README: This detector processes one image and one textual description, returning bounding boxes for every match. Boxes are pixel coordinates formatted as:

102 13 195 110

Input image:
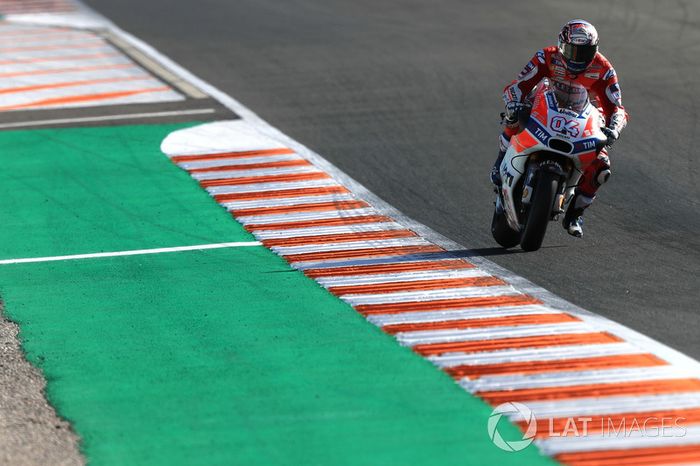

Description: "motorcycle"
491 79 609 251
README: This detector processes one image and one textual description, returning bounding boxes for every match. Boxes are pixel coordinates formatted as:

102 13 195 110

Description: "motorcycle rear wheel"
520 171 558 252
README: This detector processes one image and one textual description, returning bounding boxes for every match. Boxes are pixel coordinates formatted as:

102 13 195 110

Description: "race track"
84 0 700 358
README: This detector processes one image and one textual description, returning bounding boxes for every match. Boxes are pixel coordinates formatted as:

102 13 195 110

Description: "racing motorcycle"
491 79 608 251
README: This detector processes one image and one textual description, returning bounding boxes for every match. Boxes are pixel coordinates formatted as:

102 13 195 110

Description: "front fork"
521 161 568 220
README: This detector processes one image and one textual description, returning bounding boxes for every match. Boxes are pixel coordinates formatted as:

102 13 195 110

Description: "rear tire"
491 208 520 249
520 171 558 252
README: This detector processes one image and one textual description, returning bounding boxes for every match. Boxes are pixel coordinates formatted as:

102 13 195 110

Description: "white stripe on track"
520 392 700 420
0 242 262 265
368 304 562 327
191 165 322 181
206 179 340 195
237 208 378 225
224 193 357 211
460 366 689 392
271 237 431 256
537 425 700 455
397 322 592 347
251 222 408 240
178 153 303 170
316 268 489 287
341 285 520 306
428 342 641 368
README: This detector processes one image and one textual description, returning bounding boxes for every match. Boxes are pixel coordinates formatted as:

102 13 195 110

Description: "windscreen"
552 82 589 113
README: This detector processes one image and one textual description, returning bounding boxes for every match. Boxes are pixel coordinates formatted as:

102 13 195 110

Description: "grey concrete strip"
0 310 83 466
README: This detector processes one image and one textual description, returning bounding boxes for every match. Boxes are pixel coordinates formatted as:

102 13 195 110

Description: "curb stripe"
0 87 171 111
188 159 311 172
478 379 700 404
355 295 541 315
171 148 295 163
284 245 444 264
216 185 350 202
450 353 665 380
246 215 393 231
414 332 621 356
200 172 331 188
556 445 700 466
0 52 121 65
303 259 474 277
262 230 418 247
383 312 578 335
329 276 506 296
232 200 368 217
0 76 150 95
0 63 134 79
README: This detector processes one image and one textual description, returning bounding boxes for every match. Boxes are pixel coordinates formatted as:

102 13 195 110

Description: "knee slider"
596 169 611 186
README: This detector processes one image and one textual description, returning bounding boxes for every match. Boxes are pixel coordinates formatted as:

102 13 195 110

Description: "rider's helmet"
558 19 599 74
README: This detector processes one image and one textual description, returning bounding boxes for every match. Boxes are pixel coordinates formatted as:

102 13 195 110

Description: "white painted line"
397 322 592 347
191 165 322 181
461 366 689 392
237 208 378 225
537 424 700 455
317 268 489 287
368 304 561 327
271 237 432 256
519 392 700 420
252 222 407 240
429 342 641 368
341 285 520 306
223 193 357 211
0 108 216 129
206 179 341 196
0 241 262 265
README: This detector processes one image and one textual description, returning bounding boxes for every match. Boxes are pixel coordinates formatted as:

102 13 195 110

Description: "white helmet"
558 19 599 73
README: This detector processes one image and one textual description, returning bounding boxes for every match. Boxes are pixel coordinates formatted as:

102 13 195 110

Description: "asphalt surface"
85 0 700 359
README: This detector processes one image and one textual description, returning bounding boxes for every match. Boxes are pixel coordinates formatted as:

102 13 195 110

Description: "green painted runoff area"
0 124 555 465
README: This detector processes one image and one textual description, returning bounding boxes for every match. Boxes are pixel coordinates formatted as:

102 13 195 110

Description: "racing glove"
505 101 526 122
601 126 620 147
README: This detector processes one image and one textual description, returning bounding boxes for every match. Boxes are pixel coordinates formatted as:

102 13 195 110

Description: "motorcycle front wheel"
520 171 558 252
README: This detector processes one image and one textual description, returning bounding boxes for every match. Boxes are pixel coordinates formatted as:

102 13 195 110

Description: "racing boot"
490 150 505 186
563 193 593 238
491 131 513 187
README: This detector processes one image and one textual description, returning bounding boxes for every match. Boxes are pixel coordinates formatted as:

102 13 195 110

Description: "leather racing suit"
499 46 628 220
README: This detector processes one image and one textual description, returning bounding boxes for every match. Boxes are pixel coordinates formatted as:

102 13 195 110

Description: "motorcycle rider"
490 19 628 237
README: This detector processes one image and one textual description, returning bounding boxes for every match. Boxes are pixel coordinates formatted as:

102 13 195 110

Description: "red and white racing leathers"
501 46 628 205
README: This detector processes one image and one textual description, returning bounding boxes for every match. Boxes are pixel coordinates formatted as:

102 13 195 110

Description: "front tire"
491 207 520 249
520 171 558 252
